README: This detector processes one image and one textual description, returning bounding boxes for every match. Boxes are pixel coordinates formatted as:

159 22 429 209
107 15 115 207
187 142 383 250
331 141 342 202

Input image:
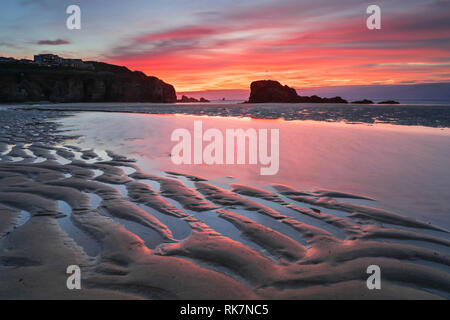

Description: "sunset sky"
1 0 450 93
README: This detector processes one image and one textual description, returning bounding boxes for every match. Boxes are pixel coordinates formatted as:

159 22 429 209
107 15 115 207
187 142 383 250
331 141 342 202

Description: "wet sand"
0 107 449 299
20 102 450 128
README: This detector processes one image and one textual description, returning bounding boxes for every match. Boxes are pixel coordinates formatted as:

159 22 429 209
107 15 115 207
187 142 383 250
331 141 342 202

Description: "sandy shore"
0 108 449 299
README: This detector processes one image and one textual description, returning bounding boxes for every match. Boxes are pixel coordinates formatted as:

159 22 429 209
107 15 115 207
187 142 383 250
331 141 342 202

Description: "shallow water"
56 200 101 257
58 112 450 230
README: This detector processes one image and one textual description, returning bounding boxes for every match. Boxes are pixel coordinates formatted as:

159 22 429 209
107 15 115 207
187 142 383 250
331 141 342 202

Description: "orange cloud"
105 1 450 92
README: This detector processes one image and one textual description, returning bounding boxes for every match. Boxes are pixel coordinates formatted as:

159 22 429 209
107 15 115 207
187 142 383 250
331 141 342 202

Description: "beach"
0 104 449 299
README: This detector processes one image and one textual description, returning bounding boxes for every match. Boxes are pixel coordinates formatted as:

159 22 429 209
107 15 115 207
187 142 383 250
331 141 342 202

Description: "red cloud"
104 1 450 91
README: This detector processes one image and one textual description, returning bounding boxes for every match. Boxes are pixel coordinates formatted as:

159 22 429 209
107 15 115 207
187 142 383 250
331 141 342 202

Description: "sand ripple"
0 109 448 299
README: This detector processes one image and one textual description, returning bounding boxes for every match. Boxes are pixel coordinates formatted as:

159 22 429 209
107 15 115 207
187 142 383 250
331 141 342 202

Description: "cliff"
0 60 176 103
247 80 347 103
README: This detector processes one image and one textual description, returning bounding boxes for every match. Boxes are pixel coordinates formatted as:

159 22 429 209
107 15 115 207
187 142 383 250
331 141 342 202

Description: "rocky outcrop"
247 80 347 103
0 61 176 103
378 100 400 104
177 95 210 103
248 80 298 103
351 99 374 104
298 95 348 104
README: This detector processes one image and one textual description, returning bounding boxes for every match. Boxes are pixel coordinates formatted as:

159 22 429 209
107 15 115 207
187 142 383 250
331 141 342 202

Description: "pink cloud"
103 1 450 91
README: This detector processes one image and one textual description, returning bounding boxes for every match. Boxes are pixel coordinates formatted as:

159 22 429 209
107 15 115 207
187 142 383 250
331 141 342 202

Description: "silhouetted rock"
248 80 299 103
378 100 400 104
317 96 348 104
351 99 374 104
247 80 348 103
0 60 176 103
178 95 197 102
177 95 210 103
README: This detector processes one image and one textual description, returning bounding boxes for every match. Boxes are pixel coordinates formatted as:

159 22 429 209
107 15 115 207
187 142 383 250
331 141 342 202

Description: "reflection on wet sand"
0 108 449 299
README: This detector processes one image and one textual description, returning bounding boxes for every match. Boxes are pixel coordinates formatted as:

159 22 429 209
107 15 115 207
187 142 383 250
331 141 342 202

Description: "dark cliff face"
0 61 177 103
248 80 348 103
